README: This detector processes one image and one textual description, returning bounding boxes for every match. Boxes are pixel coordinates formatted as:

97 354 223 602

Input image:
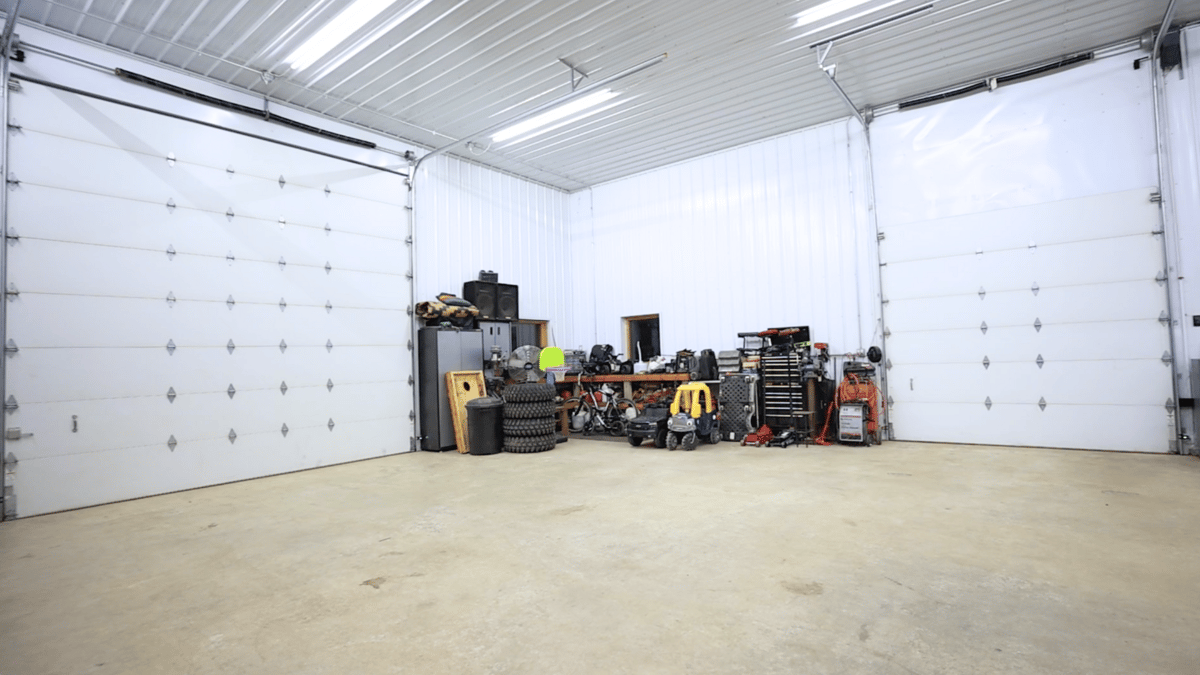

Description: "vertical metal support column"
862 124 892 441
818 43 891 440
1149 0 1190 453
406 159 420 452
0 1 19 520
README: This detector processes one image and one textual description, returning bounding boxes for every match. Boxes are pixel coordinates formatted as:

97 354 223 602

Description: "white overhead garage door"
3 81 413 517
873 57 1175 453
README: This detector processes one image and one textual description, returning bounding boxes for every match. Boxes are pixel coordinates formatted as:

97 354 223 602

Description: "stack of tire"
502 383 558 453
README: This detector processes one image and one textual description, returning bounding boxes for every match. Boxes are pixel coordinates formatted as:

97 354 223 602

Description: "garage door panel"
893 400 1169 452
14 132 227 212
9 185 336 265
11 414 406 516
881 187 1159 262
1030 237 1163 288
8 342 406 407
12 380 404 467
11 137 404 244
4 82 413 516
13 85 406 205
879 133 1170 452
883 256 985 300
892 359 1168 406
885 330 989 364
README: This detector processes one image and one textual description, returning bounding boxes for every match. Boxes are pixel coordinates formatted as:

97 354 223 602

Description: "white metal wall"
872 55 1174 452
572 120 879 360
414 155 573 347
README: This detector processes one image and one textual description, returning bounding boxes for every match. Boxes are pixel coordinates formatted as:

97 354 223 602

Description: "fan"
507 345 544 383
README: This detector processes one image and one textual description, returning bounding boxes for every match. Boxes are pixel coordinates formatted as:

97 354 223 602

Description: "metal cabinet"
479 321 512 363
418 328 484 451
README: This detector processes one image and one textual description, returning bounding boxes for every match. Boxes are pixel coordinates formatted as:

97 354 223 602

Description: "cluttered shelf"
572 373 692 383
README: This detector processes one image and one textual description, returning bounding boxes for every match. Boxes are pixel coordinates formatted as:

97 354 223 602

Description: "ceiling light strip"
414 53 667 171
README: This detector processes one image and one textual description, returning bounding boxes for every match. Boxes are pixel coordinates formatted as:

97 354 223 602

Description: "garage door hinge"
1162 351 1173 365
8 79 21 92
1159 311 1171 324
882 328 891 338
1156 271 1168 286
407 339 414 351
405 235 413 245
1150 192 1162 203
4 227 17 242
5 172 17 187
4 395 17 412
877 232 885 241
409 411 416 421
5 339 16 355
5 427 31 440
405 271 414 280
6 119 18 132
1166 398 1177 411
5 282 17 300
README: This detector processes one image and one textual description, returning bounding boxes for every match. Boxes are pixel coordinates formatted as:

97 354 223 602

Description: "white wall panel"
414 155 573 346
572 120 879 360
4 81 412 517
873 56 1174 452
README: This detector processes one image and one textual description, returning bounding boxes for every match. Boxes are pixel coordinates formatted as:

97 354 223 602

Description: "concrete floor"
1 441 1198 675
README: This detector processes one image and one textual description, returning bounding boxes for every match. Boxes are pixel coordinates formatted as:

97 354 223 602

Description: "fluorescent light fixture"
285 0 433 73
492 89 620 143
795 0 879 27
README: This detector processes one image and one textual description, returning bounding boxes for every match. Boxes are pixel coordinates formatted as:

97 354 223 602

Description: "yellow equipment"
667 382 720 451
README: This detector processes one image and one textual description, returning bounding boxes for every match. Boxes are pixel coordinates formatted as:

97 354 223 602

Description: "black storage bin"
466 397 504 455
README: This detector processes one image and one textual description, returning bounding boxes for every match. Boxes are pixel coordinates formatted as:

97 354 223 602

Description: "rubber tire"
503 434 556 454
682 431 698 451
504 400 556 419
504 417 556 437
655 427 668 449
503 383 556 404
666 431 679 451
708 428 721 445
627 436 643 447
597 362 612 375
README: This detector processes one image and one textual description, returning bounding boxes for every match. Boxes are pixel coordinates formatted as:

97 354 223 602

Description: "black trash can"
465 397 504 456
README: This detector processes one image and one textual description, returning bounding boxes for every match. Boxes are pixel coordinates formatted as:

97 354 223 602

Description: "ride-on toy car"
626 406 671 447
666 382 720 451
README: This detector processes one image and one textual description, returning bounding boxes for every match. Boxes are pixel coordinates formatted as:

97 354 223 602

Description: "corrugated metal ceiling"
14 0 1200 190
